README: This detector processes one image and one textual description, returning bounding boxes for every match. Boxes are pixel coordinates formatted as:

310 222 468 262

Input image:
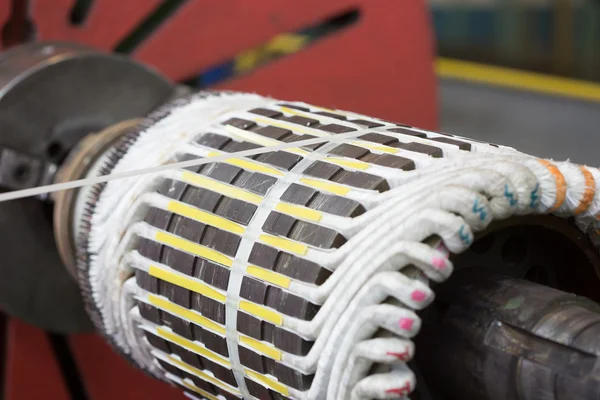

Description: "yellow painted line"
265 33 308 53
224 125 308 157
167 355 240 395
155 231 233 268
436 57 600 103
158 327 230 367
259 234 308 255
181 171 262 205
167 201 245 235
326 157 370 171
239 300 283 325
181 380 221 400
239 335 283 361
234 49 261 74
300 178 351 196
274 202 322 222
233 33 307 74
246 265 291 289
207 151 284 176
253 116 326 137
245 368 289 396
352 141 397 154
149 265 227 303
148 294 226 335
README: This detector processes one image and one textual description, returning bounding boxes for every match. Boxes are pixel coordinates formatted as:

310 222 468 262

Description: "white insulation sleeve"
75 91 600 400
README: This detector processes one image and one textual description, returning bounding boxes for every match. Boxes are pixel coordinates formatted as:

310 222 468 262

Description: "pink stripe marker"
411 289 428 302
399 317 414 331
432 257 447 270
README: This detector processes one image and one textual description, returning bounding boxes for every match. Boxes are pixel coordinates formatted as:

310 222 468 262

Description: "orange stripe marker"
575 166 595 215
539 160 566 212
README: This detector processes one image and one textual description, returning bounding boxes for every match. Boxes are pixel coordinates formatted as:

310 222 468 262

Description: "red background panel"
31 0 164 49
4 320 70 400
216 2 437 129
69 334 185 399
2 318 185 400
3 0 437 129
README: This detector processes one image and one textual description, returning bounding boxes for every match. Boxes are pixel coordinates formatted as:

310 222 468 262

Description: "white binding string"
0 130 369 203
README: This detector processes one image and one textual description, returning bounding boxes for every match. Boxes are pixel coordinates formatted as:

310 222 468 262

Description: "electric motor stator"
2 42 600 400
62 92 600 400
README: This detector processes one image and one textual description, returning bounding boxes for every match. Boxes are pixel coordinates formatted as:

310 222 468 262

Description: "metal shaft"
416 277 600 400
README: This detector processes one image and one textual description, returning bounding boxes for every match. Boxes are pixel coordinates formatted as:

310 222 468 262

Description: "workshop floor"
438 78 600 166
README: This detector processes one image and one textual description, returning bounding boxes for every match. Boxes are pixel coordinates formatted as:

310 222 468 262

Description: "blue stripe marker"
530 184 540 208
504 184 517 206
472 198 487 221
458 225 472 246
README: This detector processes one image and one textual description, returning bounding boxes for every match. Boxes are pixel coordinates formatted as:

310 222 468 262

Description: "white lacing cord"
284 157 594 397
281 168 519 343
324 160 600 399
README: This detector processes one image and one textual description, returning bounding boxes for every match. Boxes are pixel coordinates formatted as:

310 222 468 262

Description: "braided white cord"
326 161 598 400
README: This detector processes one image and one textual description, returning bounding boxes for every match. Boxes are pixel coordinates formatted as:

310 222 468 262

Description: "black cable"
47 334 89 400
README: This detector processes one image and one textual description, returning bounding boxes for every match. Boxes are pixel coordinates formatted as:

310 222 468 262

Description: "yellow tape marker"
224 124 308 157
245 368 290 396
167 355 240 395
274 202 321 222
253 116 325 137
239 300 283 325
155 231 233 268
326 157 370 171
149 265 227 303
299 178 351 196
352 141 397 154
279 106 313 117
246 265 291 289
148 294 226 335
207 151 284 177
259 234 308 255
181 381 220 400
167 201 245 234
181 171 262 205
436 57 600 103
310 104 336 113
157 327 230 367
239 335 282 361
